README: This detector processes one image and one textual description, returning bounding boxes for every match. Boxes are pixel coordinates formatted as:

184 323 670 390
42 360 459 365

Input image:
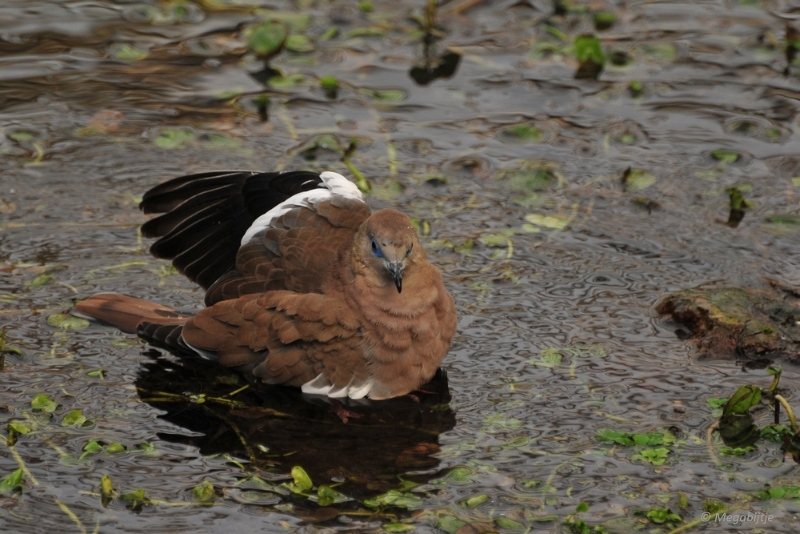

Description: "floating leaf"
285 34 314 53
495 517 526 531
645 508 682 524
121 488 149 510
720 445 755 456
524 213 571 230
761 424 790 442
154 129 194 149
114 45 148 61
722 385 761 417
47 314 89 330
61 409 87 427
366 89 406 103
31 393 57 413
528 348 562 367
316 484 347 506
320 75 339 91
384 523 414 533
462 494 489 508
9 132 34 142
576 501 589 513
25 273 54 287
290 465 313 492
0 468 23 495
712 150 739 163
101 474 114 503
363 489 423 509
504 124 543 142
268 74 306 89
574 34 606 79
706 397 728 417
192 480 215 502
8 421 31 436
106 442 126 454
436 515 467 534
622 168 656 192
255 10 310 31
87 369 105 379
631 447 670 465
248 22 287 56
756 485 800 499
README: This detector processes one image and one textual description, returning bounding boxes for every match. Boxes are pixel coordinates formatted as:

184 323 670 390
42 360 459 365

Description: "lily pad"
192 480 215 502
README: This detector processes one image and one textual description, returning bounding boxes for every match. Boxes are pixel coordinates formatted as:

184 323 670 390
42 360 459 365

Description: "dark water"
2 0 800 532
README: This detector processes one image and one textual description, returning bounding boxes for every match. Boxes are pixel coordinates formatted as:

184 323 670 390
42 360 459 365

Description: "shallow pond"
2 0 800 532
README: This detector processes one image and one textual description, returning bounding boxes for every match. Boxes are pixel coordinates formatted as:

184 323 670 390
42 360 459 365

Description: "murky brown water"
3 0 800 532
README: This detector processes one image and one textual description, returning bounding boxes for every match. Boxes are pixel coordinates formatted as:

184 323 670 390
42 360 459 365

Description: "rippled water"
3 0 800 532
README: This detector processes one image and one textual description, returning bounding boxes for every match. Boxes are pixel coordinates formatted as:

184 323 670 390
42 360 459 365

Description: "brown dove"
75 170 457 400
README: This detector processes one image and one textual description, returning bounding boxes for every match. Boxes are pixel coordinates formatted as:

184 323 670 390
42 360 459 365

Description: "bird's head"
356 209 421 293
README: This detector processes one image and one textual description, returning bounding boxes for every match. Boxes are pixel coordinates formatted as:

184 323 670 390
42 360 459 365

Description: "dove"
75 170 456 400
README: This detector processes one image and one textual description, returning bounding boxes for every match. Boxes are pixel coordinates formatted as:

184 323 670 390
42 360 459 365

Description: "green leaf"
114 45 148 61
576 501 589 513
320 75 339 90
706 398 728 409
290 465 313 492
47 314 89 330
631 447 670 465
436 515 467 534
61 409 87 427
192 480 215 502
719 445 755 456
645 508 682 524
524 213 571 230
575 34 606 65
121 488 149 509
8 421 31 435
622 169 656 192
86 369 105 378
712 150 739 163
31 393 57 413
0 468 23 494
761 424 790 442
505 124 543 142
25 273 54 287
511 169 558 191
248 22 287 56
82 440 103 458
529 348 563 367
384 523 414 533
462 494 489 508
268 74 306 89
9 132 34 142
446 466 474 484
154 129 194 149
495 517 526 530
596 429 634 446
100 474 114 499
756 485 800 499
106 442 125 454
285 34 314 53
722 385 762 416
363 489 423 509
316 484 347 506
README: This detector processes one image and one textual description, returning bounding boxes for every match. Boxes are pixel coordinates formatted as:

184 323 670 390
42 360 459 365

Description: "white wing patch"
241 171 365 246
301 373 373 400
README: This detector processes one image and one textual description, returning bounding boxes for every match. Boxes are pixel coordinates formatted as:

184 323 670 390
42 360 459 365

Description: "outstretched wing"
207 172 371 305
139 170 323 290
139 170 370 305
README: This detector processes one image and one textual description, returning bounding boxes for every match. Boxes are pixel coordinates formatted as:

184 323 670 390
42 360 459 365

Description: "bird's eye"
406 248 412 257
371 238 383 258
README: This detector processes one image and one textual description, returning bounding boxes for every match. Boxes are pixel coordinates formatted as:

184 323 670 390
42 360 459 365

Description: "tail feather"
74 293 192 334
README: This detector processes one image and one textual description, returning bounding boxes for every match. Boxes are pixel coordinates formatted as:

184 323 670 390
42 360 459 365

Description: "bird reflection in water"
135 349 455 499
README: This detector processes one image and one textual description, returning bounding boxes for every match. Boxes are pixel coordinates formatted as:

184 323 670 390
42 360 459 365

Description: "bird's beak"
386 260 404 293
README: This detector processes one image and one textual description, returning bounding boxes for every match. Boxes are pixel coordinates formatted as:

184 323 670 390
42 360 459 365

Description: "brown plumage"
75 170 456 400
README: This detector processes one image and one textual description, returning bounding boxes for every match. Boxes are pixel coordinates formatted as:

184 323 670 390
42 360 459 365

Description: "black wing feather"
139 170 323 289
